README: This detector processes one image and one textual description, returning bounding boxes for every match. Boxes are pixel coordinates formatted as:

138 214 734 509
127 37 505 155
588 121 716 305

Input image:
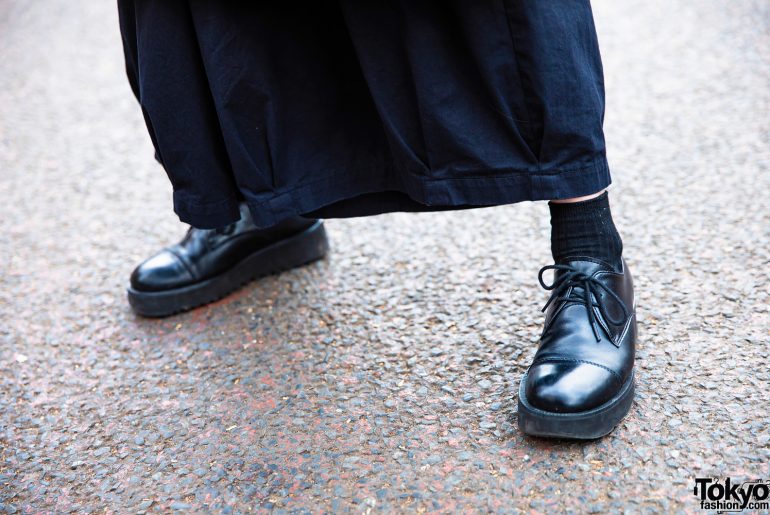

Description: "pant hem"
172 192 241 229
245 155 612 227
172 155 611 228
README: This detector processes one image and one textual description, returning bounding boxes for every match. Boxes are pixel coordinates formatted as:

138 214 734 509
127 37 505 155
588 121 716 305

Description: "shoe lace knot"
538 264 630 342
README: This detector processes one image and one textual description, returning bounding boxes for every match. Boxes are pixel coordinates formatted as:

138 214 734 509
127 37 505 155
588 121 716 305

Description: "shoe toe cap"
130 250 193 292
524 361 620 413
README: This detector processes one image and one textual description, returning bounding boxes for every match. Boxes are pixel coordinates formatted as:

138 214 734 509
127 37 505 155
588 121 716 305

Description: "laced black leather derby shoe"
518 257 637 439
128 204 328 317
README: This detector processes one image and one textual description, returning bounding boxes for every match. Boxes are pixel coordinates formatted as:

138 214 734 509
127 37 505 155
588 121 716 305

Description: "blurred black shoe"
128 204 328 317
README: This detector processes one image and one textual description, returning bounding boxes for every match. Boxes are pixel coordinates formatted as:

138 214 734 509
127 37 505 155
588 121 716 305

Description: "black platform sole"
127 220 328 318
517 370 635 439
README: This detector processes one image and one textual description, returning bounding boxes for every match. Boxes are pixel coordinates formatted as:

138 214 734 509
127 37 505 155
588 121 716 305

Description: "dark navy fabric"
118 0 611 229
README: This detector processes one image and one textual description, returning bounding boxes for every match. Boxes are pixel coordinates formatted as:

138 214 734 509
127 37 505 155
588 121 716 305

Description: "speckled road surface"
1 1 768 513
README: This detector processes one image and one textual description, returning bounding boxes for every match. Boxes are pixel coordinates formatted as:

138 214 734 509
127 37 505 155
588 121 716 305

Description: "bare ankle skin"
550 189 606 204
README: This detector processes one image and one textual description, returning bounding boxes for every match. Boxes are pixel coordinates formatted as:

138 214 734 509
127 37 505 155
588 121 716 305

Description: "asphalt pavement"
1 0 768 512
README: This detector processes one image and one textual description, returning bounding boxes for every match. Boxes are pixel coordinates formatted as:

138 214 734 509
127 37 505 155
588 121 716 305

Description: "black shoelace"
538 264 629 342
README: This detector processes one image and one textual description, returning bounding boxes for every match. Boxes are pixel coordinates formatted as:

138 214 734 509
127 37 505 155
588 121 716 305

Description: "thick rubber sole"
127 220 328 318
517 370 635 439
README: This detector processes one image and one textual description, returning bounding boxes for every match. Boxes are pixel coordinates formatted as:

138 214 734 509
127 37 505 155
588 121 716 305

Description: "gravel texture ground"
1 1 768 513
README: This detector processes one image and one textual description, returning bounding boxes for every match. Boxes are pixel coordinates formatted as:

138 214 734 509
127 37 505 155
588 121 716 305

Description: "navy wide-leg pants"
118 1 610 228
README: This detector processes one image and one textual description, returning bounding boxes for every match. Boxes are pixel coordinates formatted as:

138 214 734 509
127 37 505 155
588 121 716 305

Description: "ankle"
549 189 606 204
549 191 623 270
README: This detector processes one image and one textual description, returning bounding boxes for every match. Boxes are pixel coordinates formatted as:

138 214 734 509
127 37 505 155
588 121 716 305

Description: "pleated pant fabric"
118 0 610 228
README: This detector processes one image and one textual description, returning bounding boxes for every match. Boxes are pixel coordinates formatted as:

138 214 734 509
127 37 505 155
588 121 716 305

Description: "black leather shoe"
127 204 328 317
518 257 637 439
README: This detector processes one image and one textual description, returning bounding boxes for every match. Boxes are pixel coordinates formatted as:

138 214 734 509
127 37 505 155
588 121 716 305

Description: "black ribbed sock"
549 191 623 269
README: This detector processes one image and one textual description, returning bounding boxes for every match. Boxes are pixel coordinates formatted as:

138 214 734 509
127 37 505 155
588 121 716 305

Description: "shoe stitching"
616 307 636 344
164 247 197 280
531 357 623 384
593 268 634 345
